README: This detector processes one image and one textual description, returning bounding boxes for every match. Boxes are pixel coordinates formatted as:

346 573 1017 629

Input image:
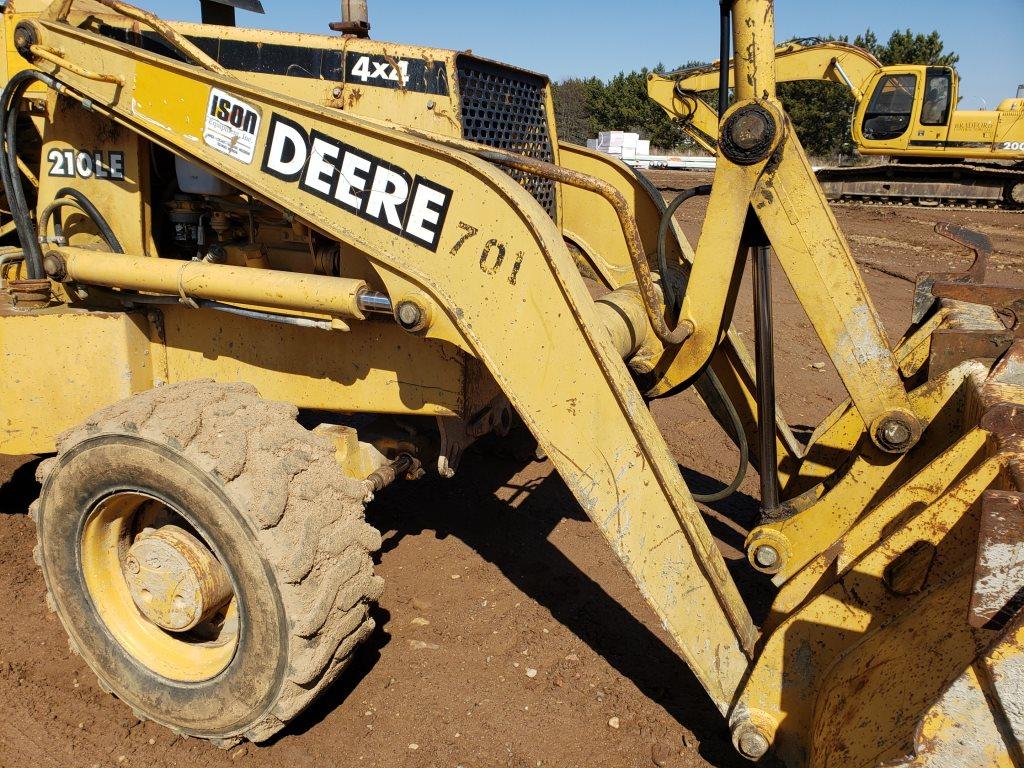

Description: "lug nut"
754 545 779 569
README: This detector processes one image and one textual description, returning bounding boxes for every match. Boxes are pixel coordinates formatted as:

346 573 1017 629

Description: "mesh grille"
456 57 557 220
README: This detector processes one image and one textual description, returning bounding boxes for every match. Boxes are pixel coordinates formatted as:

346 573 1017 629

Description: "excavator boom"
650 39 1024 207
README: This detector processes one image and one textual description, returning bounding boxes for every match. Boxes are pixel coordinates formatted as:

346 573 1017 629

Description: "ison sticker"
204 88 262 164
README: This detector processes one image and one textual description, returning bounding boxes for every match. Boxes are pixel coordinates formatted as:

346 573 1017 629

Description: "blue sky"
136 0 1023 109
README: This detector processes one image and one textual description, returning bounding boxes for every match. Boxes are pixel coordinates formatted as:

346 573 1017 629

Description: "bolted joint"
13 21 40 61
872 410 923 454
745 527 790 575
720 103 780 166
394 296 432 333
753 545 779 569
42 251 67 281
732 720 771 761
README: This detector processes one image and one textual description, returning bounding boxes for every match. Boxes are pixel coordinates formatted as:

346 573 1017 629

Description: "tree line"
552 29 958 159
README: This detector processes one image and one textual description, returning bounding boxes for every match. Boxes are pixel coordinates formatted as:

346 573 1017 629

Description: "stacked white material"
597 131 640 158
588 133 668 169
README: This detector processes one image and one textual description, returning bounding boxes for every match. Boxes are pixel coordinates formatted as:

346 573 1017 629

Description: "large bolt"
738 729 770 760
720 104 778 166
731 111 772 150
13 22 38 59
394 299 431 333
876 417 912 452
753 545 779 569
42 251 67 281
733 721 771 761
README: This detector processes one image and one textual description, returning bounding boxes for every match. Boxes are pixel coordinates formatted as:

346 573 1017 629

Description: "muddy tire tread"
33 380 383 743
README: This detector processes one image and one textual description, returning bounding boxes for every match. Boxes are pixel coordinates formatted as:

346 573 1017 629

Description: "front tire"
30 381 383 745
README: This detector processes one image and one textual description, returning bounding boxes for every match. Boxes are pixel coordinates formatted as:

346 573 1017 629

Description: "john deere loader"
0 0 1022 765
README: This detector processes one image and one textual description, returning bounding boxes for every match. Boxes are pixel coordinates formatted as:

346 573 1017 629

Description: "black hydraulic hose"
652 181 746 503
718 0 732 119
39 198 82 243
690 367 750 504
657 184 712 312
753 244 780 514
0 70 59 279
52 186 124 253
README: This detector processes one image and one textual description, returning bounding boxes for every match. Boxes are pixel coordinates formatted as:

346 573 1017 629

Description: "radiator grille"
456 56 557 220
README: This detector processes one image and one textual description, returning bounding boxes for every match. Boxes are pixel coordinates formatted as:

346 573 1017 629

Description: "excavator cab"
854 65 958 154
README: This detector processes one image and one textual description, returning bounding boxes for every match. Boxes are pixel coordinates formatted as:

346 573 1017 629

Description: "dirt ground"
1 174 1021 768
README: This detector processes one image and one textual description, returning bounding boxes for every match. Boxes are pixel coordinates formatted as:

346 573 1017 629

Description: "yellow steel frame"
3 1 1024 765
21 0 763 714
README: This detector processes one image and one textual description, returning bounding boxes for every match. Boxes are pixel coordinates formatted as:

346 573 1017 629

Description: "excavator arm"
649 40 884 154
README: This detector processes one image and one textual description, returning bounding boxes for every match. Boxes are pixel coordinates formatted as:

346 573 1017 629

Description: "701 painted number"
450 222 524 285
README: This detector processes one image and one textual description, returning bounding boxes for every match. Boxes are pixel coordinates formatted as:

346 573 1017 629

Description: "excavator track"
817 161 1024 210
653 162 1024 211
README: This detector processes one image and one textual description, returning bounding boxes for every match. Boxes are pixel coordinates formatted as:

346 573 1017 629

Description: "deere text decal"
261 114 452 251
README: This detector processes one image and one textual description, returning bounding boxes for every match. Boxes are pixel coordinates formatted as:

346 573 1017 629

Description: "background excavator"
1 0 1023 766
649 39 1024 208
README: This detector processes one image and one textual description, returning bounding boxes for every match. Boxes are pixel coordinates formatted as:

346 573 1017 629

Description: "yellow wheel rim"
80 492 239 683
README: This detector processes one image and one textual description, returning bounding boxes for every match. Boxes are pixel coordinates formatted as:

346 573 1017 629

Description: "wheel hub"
123 525 232 632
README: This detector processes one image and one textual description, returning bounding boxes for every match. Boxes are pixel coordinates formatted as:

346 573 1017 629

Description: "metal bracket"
913 223 991 324
970 490 1024 630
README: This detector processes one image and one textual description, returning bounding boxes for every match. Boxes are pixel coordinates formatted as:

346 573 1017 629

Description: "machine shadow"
296 450 751 766
0 456 41 515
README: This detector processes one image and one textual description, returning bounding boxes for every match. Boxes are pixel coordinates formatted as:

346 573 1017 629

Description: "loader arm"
11 0 928 713
15 3 759 712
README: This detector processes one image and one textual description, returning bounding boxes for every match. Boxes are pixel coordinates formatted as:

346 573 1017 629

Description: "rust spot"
346 87 363 109
384 54 406 90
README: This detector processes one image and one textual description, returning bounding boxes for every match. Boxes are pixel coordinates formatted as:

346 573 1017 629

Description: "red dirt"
1 178 1021 768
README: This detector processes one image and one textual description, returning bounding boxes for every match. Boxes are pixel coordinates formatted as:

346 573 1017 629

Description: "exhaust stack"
331 0 371 37
199 0 265 26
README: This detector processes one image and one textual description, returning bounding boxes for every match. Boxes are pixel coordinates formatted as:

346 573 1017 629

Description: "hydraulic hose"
690 367 749 504
51 186 124 253
652 181 746 503
0 69 59 279
657 184 712 312
39 197 82 243
719 1 732 118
